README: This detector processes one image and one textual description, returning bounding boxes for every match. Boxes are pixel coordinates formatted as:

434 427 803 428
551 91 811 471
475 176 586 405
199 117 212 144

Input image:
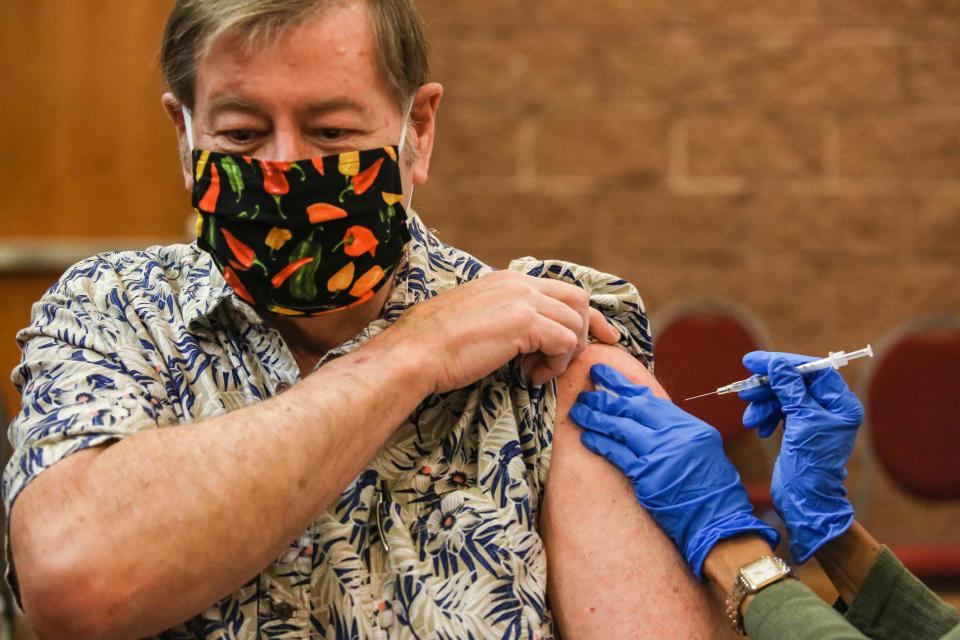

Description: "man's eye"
222 129 259 143
316 128 345 140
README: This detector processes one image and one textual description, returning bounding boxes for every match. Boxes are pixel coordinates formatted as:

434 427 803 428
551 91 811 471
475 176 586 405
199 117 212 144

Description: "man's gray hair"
160 0 429 112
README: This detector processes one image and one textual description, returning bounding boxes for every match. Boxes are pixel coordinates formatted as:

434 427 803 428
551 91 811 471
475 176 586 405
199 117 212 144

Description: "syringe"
683 345 874 402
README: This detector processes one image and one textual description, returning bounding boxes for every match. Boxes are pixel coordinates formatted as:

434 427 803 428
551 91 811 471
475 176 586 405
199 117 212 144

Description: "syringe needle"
683 391 717 402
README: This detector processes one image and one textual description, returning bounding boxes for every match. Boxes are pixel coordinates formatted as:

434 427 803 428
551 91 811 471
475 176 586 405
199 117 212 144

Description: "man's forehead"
194 1 393 114
200 0 367 65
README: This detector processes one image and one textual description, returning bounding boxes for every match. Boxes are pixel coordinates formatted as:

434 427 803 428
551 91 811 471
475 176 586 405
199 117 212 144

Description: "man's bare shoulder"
556 342 662 405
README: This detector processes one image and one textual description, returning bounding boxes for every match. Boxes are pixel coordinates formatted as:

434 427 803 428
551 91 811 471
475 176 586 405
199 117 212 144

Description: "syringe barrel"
719 375 768 395
795 352 846 373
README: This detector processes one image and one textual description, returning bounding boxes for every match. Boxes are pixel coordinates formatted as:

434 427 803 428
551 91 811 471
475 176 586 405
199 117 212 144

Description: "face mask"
185 107 412 317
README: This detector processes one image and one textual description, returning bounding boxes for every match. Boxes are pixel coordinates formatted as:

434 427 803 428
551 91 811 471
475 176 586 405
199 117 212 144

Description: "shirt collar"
180 246 255 330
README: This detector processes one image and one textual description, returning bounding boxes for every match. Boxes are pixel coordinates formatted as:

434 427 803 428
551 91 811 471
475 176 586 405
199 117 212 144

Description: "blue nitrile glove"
570 363 780 579
738 351 865 563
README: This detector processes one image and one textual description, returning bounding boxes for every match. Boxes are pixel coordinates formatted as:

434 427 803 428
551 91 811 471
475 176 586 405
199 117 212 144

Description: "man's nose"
262 119 312 161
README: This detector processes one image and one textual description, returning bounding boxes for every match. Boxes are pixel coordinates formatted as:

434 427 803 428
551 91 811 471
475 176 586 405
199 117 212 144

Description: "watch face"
742 557 784 589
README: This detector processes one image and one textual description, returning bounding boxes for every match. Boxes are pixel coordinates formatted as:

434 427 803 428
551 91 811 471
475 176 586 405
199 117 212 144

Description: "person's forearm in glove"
570 364 779 578
738 351 865 564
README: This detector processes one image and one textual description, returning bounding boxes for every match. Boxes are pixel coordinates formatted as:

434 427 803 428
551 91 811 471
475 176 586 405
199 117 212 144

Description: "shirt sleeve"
507 257 654 371
745 579 869 640
844 546 960 640
745 548 960 640
4 257 178 515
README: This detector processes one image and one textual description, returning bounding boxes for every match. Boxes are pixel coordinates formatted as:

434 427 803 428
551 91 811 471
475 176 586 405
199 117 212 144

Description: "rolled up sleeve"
4 266 176 516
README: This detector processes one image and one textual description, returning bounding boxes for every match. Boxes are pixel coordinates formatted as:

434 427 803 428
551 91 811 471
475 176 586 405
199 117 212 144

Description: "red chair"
652 300 775 513
860 316 960 580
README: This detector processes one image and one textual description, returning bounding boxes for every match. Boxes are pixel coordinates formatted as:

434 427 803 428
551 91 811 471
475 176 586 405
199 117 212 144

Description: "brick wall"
414 0 960 360
412 1 960 550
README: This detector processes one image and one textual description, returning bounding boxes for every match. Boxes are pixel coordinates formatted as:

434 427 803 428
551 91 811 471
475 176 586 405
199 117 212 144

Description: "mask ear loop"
182 107 195 152
398 97 415 206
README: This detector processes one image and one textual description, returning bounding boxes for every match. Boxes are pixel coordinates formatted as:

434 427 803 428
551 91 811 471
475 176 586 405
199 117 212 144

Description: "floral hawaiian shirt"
4 211 653 639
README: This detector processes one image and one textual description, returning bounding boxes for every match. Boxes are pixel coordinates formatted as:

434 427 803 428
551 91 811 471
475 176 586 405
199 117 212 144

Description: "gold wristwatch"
725 555 794 635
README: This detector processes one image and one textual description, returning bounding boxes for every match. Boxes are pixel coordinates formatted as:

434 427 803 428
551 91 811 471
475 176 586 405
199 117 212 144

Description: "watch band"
724 555 793 635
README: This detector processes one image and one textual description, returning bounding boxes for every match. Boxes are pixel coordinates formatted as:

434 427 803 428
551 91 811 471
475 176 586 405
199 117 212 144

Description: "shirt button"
275 381 291 394
274 602 296 620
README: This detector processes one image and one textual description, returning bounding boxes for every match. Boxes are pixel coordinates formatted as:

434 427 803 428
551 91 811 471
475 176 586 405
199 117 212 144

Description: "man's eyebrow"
207 96 262 117
302 96 367 116
204 95 367 118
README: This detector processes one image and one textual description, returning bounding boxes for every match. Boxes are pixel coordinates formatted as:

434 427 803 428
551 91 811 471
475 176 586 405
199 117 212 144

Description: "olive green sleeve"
744 546 960 640
744 579 868 640
844 546 960 639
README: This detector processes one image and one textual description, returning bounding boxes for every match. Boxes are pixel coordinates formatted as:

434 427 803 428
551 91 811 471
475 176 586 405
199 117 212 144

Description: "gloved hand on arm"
738 351 865 563
570 364 779 579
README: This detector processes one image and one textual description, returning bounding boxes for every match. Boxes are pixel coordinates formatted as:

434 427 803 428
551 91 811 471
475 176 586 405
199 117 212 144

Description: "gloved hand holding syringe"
683 345 874 401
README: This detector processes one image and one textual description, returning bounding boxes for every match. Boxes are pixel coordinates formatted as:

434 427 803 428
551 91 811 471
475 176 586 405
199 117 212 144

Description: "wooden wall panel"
1 0 187 424
0 0 187 240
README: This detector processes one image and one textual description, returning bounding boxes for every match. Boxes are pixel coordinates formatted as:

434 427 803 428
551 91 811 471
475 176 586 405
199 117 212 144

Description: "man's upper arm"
541 343 735 638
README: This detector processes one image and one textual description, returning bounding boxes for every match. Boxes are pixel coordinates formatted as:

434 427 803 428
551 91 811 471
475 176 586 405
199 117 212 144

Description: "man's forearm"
11 331 431 640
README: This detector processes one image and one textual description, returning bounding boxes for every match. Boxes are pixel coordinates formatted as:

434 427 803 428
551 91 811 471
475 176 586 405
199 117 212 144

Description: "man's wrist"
307 328 434 402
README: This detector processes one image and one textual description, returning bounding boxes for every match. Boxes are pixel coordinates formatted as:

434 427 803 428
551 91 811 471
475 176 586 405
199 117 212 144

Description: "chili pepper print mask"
186 114 411 317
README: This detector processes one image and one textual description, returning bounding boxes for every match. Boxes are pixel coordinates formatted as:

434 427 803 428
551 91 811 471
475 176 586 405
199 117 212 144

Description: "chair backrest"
652 300 770 442
864 317 960 500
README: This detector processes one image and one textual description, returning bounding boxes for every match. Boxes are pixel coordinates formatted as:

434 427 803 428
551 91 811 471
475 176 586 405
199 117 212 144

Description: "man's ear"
161 92 194 191
408 82 443 186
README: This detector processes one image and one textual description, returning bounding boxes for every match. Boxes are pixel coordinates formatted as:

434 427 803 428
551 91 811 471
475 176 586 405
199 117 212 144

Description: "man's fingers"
525 351 574 386
529 293 588 343
527 276 590 309
588 308 619 344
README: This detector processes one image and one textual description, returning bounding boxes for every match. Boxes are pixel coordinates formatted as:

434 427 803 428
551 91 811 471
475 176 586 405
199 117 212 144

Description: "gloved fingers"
588 363 647 398
742 399 782 438
570 403 656 454
742 350 816 376
805 369 865 425
575 389 636 418
766 355 821 413
580 430 645 476
737 383 777 404
786 504 855 564
581 383 698 432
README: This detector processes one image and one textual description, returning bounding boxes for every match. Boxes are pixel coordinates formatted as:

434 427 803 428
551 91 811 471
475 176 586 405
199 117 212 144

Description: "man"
5 1 732 637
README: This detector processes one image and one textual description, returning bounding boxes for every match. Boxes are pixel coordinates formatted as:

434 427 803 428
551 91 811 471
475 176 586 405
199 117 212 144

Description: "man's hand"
389 270 619 394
